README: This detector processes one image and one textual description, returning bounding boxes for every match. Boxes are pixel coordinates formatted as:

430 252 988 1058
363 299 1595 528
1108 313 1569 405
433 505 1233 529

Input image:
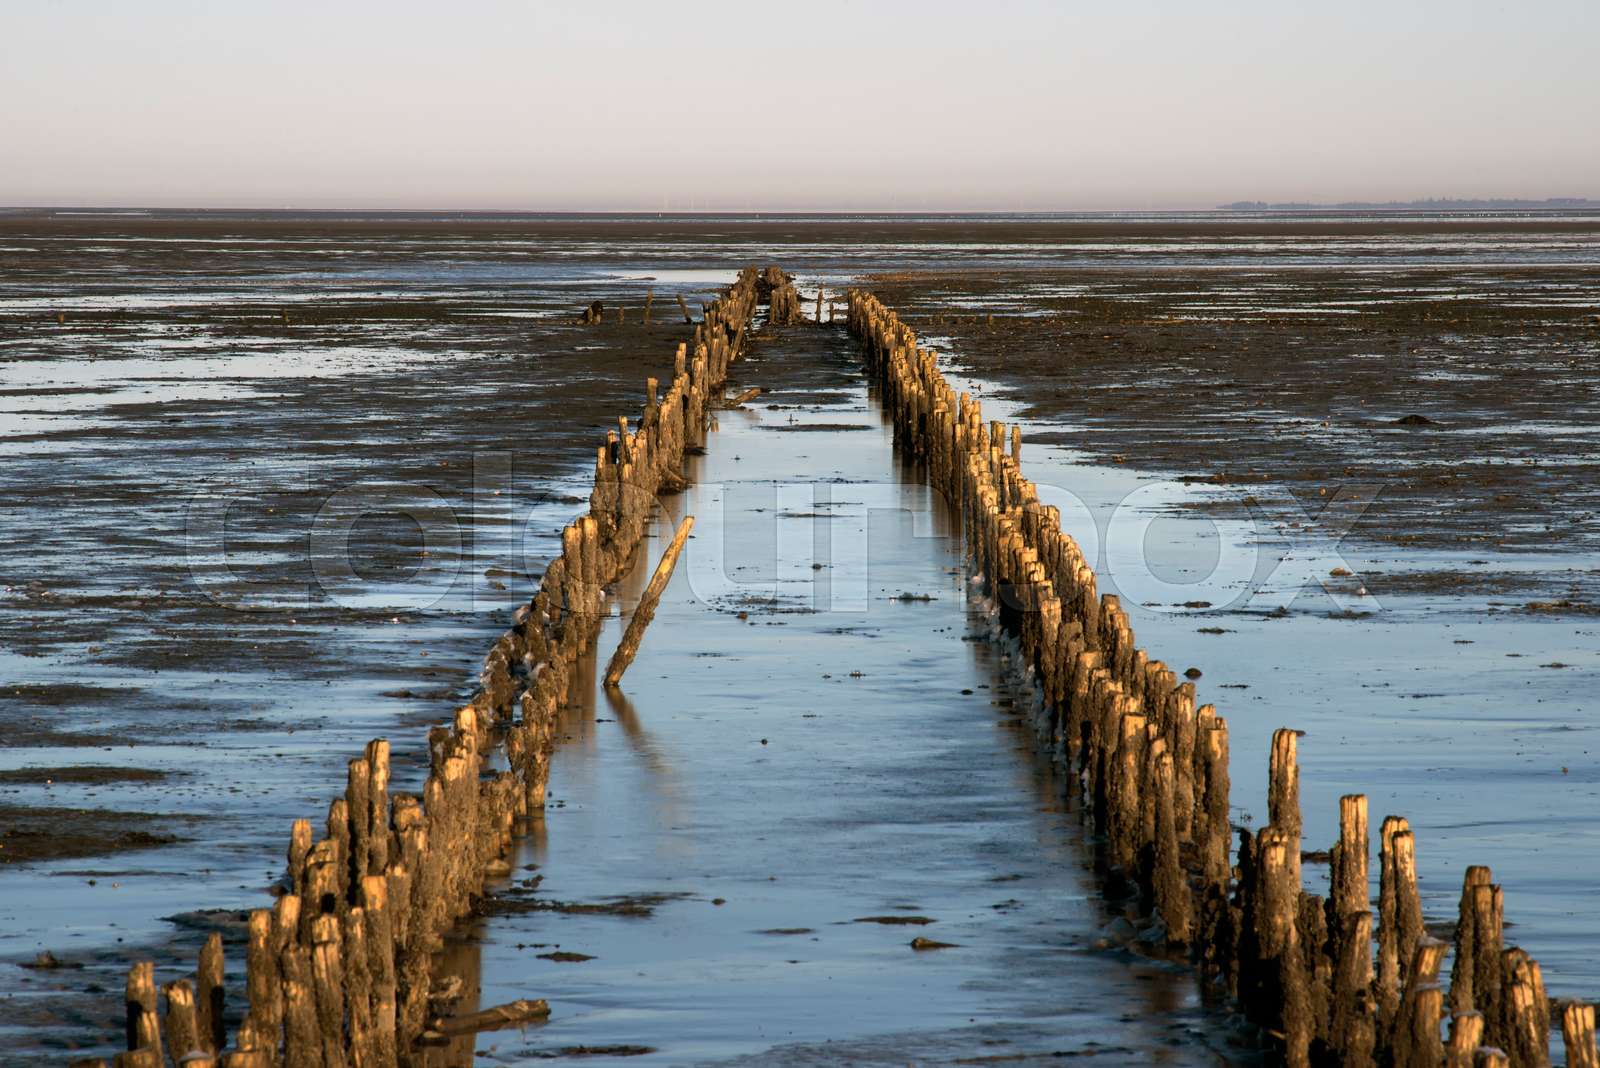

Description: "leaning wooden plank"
430 998 551 1037
604 516 695 688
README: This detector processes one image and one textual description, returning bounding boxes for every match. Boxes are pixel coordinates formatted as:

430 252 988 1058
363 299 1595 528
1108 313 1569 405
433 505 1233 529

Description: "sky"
1 0 1596 211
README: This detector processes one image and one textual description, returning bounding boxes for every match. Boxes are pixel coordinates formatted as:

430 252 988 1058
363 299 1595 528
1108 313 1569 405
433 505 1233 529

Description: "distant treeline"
1220 197 1600 211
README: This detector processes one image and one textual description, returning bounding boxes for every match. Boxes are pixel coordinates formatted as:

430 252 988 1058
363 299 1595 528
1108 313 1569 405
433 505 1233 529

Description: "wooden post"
366 738 390 877
1379 818 1425 1029
279 943 322 1068
1502 948 1549 1068
644 288 654 324
197 932 225 1055
604 516 694 687
244 909 281 1053
1452 866 1494 1017
1329 909 1377 1066
125 960 160 1054
1389 937 1447 1068
676 294 693 323
343 907 376 1067
1269 728 1301 884
1471 881 1506 1047
1258 826 1312 1068
363 874 399 1068
1447 1012 1486 1068
346 758 371 900
1151 741 1190 943
288 819 312 900
1563 1002 1599 1068
164 979 201 1063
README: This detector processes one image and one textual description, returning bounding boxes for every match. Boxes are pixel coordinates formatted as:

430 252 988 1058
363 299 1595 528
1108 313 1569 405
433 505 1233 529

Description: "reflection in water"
603 685 675 786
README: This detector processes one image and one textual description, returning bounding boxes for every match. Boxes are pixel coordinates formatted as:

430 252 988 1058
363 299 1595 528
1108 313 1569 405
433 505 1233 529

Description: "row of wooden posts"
846 289 1596 1068
96 268 768 1068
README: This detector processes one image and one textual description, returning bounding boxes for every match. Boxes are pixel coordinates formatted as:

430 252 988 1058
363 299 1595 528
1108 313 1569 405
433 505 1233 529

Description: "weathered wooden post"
125 961 161 1055
1564 1002 1599 1068
197 932 226 1055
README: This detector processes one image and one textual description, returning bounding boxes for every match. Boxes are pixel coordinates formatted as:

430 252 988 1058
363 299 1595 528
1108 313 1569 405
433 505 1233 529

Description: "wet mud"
864 262 1600 561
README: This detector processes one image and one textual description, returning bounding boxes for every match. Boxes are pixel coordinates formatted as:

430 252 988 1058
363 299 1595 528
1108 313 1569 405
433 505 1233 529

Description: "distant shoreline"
1219 197 1600 211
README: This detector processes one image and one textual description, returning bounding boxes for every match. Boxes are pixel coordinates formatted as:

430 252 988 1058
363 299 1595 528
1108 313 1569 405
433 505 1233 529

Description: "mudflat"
2 211 1597 1061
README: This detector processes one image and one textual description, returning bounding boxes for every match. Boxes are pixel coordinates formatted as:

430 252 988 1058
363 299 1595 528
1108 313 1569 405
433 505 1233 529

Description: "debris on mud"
910 937 960 951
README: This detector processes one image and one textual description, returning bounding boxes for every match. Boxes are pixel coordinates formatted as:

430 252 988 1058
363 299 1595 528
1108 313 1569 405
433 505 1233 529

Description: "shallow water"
457 330 1245 1066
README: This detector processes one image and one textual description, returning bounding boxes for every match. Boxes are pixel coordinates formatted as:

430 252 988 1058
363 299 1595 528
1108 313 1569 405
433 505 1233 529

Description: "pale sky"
2 0 1595 210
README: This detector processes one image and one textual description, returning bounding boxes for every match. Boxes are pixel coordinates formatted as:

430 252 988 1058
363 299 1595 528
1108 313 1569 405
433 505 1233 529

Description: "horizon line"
5 200 1600 218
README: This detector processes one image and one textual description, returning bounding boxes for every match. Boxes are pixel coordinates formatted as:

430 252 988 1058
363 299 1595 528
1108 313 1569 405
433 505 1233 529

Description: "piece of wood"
718 386 762 408
430 998 551 1037
604 516 694 687
676 294 693 323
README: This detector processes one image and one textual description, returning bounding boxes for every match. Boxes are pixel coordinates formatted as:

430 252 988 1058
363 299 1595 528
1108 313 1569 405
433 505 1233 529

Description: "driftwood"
718 386 762 408
429 998 550 1037
604 516 694 687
